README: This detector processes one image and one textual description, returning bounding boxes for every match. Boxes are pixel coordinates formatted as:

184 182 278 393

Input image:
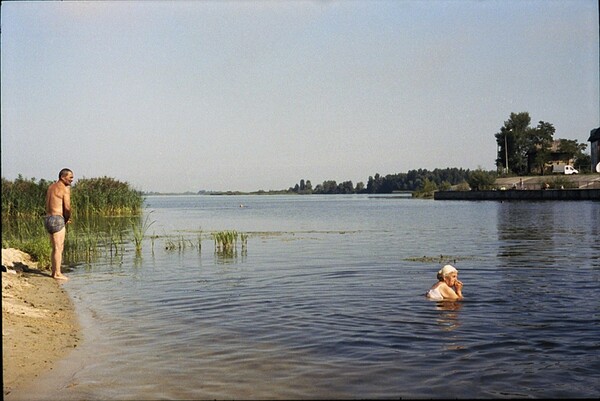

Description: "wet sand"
2 248 80 398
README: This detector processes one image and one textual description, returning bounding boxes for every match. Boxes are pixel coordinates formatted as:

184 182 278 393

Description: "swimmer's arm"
440 282 463 300
453 280 464 300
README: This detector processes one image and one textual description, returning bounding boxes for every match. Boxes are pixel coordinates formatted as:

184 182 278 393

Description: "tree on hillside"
413 178 438 198
525 121 555 175
495 112 531 174
495 112 557 175
467 169 497 191
558 139 589 171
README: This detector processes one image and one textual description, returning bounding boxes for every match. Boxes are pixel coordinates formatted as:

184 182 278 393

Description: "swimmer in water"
426 264 463 301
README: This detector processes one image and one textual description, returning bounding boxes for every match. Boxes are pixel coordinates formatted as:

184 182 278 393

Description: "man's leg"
50 228 68 280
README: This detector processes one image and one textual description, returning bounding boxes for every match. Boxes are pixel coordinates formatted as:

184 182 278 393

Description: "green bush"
1 176 50 217
467 169 497 190
413 178 438 198
2 175 144 266
545 176 578 189
72 177 143 216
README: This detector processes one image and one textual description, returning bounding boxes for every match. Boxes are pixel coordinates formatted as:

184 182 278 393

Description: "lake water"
11 195 600 399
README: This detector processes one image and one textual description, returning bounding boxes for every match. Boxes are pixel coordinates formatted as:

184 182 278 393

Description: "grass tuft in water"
132 212 156 254
213 230 238 255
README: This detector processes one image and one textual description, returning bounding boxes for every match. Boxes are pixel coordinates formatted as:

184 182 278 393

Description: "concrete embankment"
434 188 600 201
435 174 600 201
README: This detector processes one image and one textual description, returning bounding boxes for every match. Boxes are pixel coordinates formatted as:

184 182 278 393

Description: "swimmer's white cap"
439 264 458 277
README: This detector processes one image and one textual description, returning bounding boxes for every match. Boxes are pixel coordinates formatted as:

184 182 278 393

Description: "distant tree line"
287 167 487 195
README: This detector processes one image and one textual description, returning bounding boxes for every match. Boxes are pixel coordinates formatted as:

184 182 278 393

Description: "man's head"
59 168 74 186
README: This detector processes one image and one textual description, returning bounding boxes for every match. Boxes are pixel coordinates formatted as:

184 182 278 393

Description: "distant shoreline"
142 174 600 197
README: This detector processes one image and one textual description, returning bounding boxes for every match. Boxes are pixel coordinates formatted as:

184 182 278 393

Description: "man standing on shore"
44 168 74 280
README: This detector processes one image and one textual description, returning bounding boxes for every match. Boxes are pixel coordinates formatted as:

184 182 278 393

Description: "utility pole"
504 133 509 174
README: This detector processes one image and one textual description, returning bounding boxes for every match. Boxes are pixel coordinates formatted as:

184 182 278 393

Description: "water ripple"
17 197 599 400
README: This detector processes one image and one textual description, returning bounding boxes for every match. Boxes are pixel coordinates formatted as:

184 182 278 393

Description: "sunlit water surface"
11 195 600 399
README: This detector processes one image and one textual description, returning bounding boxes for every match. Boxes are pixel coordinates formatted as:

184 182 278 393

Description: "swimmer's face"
444 272 458 286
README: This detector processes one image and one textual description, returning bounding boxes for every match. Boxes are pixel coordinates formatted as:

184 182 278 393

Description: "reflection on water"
9 196 600 400
434 301 462 332
497 202 557 265
590 204 600 269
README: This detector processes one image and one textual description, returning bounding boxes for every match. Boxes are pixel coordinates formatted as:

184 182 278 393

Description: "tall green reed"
132 212 156 253
3 175 255 267
1 216 52 267
1 176 49 218
164 235 194 252
212 230 248 258
2 175 143 266
2 175 143 219
71 176 143 217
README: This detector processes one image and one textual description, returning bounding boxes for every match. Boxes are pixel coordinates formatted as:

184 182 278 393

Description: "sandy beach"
2 248 80 397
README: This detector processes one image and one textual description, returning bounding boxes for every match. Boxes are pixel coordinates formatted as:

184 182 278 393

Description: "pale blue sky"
2 0 598 193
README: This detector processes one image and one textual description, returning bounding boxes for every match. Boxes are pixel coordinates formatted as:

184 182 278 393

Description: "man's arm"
63 186 72 222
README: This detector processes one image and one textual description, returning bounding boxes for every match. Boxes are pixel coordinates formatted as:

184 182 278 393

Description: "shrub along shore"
1 176 143 267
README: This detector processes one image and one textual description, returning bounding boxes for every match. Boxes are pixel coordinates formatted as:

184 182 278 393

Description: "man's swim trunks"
44 215 65 234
